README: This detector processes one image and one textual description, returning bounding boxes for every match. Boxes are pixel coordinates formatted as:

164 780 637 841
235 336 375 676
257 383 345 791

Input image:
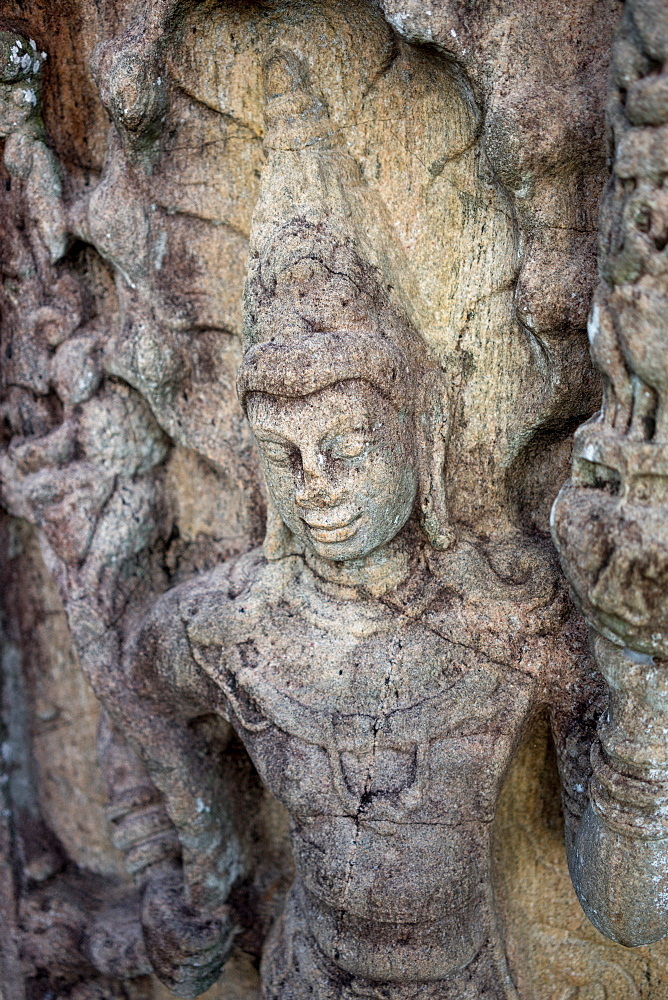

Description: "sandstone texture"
2 1 668 998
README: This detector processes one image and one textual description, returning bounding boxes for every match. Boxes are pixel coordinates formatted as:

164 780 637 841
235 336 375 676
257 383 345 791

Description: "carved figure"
114 246 537 999
3 2 668 997
111 198 668 997
110 24 668 997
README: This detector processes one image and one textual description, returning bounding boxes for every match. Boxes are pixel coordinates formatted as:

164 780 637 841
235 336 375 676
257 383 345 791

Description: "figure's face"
247 380 418 562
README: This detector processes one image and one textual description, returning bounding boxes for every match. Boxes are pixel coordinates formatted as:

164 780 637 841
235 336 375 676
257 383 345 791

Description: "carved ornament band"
236 331 410 410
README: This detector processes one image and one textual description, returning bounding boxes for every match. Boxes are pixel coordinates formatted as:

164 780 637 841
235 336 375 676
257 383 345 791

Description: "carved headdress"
237 50 453 556
238 219 431 411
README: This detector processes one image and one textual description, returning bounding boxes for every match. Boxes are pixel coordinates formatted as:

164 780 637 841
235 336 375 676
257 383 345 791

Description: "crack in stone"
341 653 397 900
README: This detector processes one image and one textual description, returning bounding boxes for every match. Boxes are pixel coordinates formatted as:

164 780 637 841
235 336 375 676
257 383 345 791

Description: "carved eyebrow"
320 416 369 441
252 429 293 445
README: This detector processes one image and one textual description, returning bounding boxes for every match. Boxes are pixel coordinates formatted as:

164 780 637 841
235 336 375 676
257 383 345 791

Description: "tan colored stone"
5 0 668 997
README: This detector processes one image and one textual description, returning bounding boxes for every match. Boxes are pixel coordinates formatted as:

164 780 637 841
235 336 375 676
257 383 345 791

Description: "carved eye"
259 440 293 466
327 433 367 460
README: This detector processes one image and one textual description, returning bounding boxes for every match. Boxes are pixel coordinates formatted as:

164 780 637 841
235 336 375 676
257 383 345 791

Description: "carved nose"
295 466 340 509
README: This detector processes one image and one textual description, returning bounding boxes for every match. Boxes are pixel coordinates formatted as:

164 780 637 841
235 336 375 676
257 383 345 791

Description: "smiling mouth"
303 513 362 543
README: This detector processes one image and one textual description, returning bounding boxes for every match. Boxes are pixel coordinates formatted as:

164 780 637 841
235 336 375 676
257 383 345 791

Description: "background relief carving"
2 1 668 997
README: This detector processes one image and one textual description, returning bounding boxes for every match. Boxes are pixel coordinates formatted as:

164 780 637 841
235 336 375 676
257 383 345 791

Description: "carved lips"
301 511 363 543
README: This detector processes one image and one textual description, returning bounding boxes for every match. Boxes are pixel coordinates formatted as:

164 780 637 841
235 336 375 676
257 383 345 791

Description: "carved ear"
416 370 454 551
262 490 304 561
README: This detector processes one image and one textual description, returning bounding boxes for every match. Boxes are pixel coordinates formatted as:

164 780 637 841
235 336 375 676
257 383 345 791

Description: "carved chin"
304 519 371 560
305 509 412 563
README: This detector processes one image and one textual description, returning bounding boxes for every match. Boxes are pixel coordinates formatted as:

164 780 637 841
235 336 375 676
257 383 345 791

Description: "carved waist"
293 879 493 983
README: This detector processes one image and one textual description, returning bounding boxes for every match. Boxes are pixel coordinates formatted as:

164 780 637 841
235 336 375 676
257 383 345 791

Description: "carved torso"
175 550 538 987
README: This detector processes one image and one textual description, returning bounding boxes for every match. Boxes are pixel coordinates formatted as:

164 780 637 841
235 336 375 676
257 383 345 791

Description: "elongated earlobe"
417 370 454 551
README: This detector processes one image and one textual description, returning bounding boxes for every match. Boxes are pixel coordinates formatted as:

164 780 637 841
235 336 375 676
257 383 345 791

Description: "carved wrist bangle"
590 741 668 841
105 783 165 822
124 830 182 877
105 784 181 874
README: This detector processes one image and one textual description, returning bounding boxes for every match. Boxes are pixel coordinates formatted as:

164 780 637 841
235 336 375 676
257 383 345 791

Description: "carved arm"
105 577 245 996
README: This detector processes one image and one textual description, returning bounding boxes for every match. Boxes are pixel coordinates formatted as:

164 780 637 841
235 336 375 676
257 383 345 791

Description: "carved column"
552 0 668 954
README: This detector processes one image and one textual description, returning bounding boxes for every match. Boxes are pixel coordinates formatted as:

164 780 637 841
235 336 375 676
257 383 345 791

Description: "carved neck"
304 532 412 601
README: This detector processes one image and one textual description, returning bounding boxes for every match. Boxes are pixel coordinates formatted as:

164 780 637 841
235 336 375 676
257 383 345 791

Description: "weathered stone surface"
3 0 668 997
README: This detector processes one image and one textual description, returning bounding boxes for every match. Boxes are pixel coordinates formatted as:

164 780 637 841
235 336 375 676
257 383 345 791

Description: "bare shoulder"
129 549 269 701
176 547 305 652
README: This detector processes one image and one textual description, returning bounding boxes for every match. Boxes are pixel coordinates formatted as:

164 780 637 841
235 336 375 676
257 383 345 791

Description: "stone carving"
112 217 538 995
72 36 664 999
552 0 668 951
0 14 277 998
4 1 668 998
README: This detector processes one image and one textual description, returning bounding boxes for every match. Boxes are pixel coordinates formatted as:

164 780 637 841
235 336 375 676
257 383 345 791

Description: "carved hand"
141 861 236 999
